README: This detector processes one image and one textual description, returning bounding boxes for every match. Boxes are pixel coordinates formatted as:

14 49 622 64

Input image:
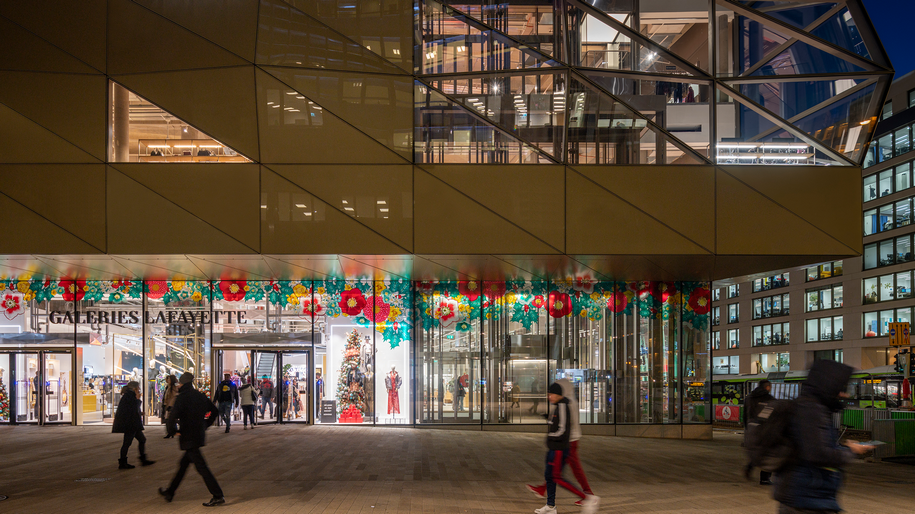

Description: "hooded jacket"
774 360 855 512
745 383 774 427
546 397 572 451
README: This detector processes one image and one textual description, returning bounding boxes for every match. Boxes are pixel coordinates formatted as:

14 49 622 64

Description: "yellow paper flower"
505 292 517 304
24 291 35 302
191 291 203 302
243 285 250 291
82 285 89 291
580 309 588 317
376 321 388 332
16 281 30 294
286 294 299 305
293 284 308 296
344 284 352 291
458 304 471 314
0 283 5 292
375 283 386 293
388 307 401 321
171 280 185 292
317 287 326 295
603 291 612 298
590 292 600 301
51 289 59 296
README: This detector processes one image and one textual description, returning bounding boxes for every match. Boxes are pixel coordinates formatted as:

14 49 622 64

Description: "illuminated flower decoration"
2 293 23 320
434 297 460 328
531 295 546 309
293 283 309 297
16 281 30 294
687 287 711 315
110 292 124 303
458 281 482 302
59 280 86 301
146 280 168 300
607 291 629 313
177 290 189 301
482 281 506 300
417 281 435 295
571 277 594 294
302 297 325 318
191 291 203 302
171 280 186 292
219 280 247 302
339 288 367 316
651 282 678 304
456 321 471 332
363 296 391 323
547 291 572 318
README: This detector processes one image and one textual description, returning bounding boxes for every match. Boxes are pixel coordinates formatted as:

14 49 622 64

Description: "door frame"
213 348 312 425
0 349 75 425
277 350 312 425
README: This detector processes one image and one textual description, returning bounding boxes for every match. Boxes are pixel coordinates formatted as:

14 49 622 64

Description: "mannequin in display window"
385 366 402 415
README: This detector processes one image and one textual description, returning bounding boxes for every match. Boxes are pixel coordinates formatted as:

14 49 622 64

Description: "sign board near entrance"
321 400 337 424
889 322 911 347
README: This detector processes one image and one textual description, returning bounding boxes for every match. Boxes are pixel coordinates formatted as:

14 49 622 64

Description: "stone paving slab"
0 424 912 513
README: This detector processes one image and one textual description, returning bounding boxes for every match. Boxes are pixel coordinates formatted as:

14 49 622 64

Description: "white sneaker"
534 505 557 514
581 494 600 514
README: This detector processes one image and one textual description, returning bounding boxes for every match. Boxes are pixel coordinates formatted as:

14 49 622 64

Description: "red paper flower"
339 288 367 316
458 281 482 302
650 282 678 304
531 295 546 309
630 281 651 298
417 281 435 295
572 276 594 294
547 291 572 318
219 280 247 302
482 281 506 300
145 280 168 299
688 287 711 315
434 298 460 328
363 295 391 323
607 292 629 313
59 280 86 301
301 297 325 318
2 293 23 320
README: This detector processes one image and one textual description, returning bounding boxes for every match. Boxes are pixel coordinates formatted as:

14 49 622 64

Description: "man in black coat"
112 381 154 469
743 380 774 484
159 372 226 507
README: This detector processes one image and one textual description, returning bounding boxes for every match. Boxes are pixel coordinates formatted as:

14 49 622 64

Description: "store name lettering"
48 310 246 325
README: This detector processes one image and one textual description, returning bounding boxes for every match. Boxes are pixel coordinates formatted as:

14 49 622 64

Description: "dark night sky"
863 0 915 76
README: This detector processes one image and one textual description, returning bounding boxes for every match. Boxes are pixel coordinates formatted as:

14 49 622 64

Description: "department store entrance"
0 349 73 425
214 333 313 425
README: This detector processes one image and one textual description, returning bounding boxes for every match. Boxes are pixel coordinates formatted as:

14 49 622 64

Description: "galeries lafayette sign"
49 310 246 325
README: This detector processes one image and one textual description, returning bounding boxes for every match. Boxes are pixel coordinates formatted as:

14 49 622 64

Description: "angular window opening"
108 81 251 163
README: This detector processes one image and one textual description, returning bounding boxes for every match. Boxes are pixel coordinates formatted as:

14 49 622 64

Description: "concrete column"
113 84 130 162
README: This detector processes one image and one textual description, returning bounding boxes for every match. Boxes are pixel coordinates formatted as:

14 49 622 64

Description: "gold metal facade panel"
0 17 98 74
133 0 260 62
0 72 107 160
0 0 107 72
267 164 413 252
413 167 560 255
112 67 260 161
0 103 98 163
565 170 711 255
420 164 566 251
0 164 107 251
111 163 261 251
106 167 255 255
0 195 101 255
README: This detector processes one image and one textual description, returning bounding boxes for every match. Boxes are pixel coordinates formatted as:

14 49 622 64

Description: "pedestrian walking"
259 375 275 420
112 381 155 469
528 382 599 514
773 360 871 514
160 375 179 434
159 372 226 507
744 380 774 485
527 378 598 508
215 373 238 433
239 376 258 430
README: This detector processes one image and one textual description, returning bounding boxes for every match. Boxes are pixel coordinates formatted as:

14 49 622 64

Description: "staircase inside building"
255 352 276 379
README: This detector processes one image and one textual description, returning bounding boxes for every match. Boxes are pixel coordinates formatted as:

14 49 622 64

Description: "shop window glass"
897 272 912 299
864 173 877 201
864 208 877 236
897 162 912 192
879 203 894 232
897 235 913 263
896 127 911 157
897 198 912 228
864 243 878 269
108 82 250 163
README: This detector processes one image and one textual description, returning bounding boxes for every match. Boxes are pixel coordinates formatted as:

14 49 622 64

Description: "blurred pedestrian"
159 372 225 507
773 361 871 513
744 380 774 485
215 373 238 433
113 381 154 469
160 375 179 433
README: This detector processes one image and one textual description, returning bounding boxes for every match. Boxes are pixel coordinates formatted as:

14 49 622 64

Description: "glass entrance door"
2 351 72 424
253 351 279 423
279 352 310 423
14 353 38 423
42 351 73 424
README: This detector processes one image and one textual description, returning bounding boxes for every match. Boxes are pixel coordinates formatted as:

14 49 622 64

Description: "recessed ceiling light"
377 200 386 205
260 205 267 209
379 208 389 212
342 200 348 204
295 204 306 208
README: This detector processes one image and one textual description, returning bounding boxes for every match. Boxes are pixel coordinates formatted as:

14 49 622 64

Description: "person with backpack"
528 382 599 514
238 376 259 430
744 380 775 485
215 373 238 433
773 360 871 514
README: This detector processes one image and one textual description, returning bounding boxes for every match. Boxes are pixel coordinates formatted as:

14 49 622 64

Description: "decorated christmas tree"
336 329 366 421
0 371 9 422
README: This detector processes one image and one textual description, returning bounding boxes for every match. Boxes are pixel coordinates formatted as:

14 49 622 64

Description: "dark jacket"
546 398 571 451
112 388 143 434
745 384 774 427
216 379 238 406
167 383 219 451
774 360 855 511
260 379 275 400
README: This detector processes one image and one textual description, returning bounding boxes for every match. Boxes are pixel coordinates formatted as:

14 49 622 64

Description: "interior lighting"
147 145 170 148
377 200 387 205
341 200 348 204
379 208 389 212
272 105 280 108
344 207 354 212
295 95 305 99
286 91 297 95
304 212 312 216
295 204 307 208
289 109 300 112
760 144 808 149
173 145 196 148
197 145 222 148
260 205 267 209
860 120 872 125
183 127 188 133
717 144 758 149
267 102 274 105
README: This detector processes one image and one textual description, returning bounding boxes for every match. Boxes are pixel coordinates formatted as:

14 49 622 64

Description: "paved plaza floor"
0 424 912 513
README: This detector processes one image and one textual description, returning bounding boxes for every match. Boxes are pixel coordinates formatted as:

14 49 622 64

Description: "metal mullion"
738 3 846 78
717 82 857 165
576 67 710 85
719 0 882 72
725 72 890 84
844 0 893 70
